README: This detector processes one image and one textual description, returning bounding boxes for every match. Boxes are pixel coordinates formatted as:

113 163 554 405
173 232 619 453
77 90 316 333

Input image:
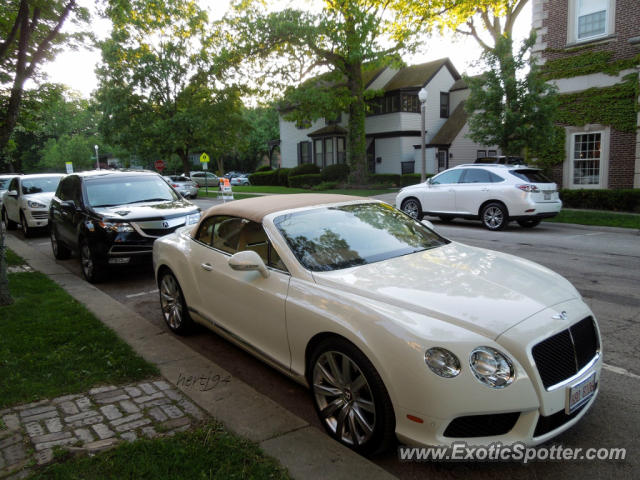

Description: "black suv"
49 170 201 282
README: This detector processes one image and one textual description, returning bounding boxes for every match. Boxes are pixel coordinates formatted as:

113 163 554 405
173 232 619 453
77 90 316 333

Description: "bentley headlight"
186 212 201 225
425 347 461 378
469 347 514 388
27 200 46 209
98 221 134 233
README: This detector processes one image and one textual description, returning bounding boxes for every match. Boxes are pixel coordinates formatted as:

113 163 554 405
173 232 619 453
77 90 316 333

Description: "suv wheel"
50 226 71 259
481 202 508 231
2 208 17 230
80 238 104 283
400 198 423 220
20 212 33 238
517 219 541 228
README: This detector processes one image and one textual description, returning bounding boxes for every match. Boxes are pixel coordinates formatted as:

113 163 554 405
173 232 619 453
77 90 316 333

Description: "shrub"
255 165 272 172
277 168 291 187
248 170 279 186
321 164 350 182
289 163 320 177
401 173 424 186
370 173 401 187
311 181 338 191
559 188 640 212
288 174 322 188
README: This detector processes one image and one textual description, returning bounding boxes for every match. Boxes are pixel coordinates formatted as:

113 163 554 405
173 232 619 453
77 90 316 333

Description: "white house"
278 58 500 175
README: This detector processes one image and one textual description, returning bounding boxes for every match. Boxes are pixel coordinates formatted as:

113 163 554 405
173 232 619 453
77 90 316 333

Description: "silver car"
164 175 199 199
396 164 562 230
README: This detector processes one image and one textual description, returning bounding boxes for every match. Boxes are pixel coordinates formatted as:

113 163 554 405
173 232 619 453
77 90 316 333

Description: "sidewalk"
5 235 396 480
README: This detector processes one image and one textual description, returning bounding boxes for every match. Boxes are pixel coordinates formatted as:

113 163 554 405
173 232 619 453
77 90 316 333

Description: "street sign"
65 162 73 174
202 162 208 170
154 159 165 172
200 152 210 163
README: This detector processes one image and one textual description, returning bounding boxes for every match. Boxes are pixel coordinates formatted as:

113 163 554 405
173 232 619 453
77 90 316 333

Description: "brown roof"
197 193 367 227
428 100 468 147
383 58 460 91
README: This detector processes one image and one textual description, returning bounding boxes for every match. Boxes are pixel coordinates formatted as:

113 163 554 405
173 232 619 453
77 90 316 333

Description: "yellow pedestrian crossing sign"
200 152 210 163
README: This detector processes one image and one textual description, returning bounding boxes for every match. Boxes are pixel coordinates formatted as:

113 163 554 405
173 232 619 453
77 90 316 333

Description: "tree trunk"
0 221 13 306
178 149 190 175
346 61 367 184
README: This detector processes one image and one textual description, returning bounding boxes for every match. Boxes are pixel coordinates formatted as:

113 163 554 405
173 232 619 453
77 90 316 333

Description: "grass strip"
28 423 291 480
544 209 640 229
0 272 158 408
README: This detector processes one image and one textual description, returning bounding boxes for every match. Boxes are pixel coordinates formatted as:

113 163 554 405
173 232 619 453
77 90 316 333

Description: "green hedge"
289 164 320 176
401 173 432 186
370 173 401 186
278 168 291 187
255 165 272 172
321 164 350 182
559 189 640 212
289 174 322 188
248 170 279 186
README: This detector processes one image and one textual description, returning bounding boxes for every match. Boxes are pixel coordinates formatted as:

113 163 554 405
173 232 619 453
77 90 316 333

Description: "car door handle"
200 263 213 271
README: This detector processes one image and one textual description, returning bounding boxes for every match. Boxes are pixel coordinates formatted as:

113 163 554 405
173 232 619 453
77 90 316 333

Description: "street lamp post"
418 88 428 182
94 144 100 170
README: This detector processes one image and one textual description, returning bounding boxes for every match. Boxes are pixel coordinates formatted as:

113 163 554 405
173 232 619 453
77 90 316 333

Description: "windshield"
0 178 12 189
274 202 449 272
86 175 180 207
21 176 61 194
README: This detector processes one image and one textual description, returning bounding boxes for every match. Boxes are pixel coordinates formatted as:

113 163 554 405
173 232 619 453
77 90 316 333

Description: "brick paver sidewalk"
0 379 205 478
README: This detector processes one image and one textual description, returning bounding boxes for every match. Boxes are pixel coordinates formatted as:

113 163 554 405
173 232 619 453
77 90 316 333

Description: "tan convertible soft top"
196 193 368 228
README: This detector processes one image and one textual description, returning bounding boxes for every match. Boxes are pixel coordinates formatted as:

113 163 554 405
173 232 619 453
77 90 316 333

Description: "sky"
41 0 533 99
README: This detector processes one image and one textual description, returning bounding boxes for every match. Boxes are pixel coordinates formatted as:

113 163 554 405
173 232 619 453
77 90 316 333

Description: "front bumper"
24 209 50 228
394 299 601 447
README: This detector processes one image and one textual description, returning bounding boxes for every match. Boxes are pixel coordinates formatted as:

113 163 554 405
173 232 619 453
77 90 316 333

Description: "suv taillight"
516 184 540 193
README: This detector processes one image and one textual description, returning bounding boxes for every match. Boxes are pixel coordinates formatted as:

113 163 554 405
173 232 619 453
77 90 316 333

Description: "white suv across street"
396 164 562 230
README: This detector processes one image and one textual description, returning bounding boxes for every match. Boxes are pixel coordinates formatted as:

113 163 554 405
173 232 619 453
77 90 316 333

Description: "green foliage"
401 173 427 186
370 173 401 186
289 163 320 176
288 173 322 188
529 125 566 174
465 34 559 158
255 165 272 172
277 168 291 186
248 170 279 186
559 189 640 213
320 163 350 182
542 51 640 80
555 74 638 133
311 181 338 190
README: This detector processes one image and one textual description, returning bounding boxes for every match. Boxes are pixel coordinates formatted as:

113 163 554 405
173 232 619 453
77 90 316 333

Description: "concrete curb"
6 235 397 480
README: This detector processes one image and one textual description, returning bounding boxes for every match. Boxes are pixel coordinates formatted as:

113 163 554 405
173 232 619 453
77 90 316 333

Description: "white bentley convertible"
153 194 601 454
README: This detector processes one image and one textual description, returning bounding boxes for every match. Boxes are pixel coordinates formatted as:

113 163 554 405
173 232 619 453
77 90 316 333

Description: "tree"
221 0 414 183
0 0 89 159
464 34 557 158
96 0 244 174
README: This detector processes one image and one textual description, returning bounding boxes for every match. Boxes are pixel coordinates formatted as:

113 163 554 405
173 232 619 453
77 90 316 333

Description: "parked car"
49 170 200 283
230 174 250 186
0 174 21 209
2 173 64 237
396 164 561 230
153 194 600 453
475 156 525 165
189 171 219 188
163 175 199 198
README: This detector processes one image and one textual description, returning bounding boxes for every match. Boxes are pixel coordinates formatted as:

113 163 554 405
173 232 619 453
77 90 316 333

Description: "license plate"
566 372 596 414
544 193 551 200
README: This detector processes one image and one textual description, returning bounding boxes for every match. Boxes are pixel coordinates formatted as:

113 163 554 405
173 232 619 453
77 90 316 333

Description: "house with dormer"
278 58 500 175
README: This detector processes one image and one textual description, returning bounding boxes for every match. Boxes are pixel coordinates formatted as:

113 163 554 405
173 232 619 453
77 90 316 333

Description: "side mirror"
7 190 18 197
426 178 433 186
61 200 77 210
228 250 269 278
422 220 435 230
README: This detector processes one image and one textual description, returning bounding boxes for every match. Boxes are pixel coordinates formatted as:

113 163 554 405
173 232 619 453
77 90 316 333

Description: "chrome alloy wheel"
401 198 420 219
312 351 376 447
483 205 504 229
80 242 94 278
160 274 183 330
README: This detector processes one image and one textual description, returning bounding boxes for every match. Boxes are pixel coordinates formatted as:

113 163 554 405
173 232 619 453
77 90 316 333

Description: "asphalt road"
8 198 639 479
